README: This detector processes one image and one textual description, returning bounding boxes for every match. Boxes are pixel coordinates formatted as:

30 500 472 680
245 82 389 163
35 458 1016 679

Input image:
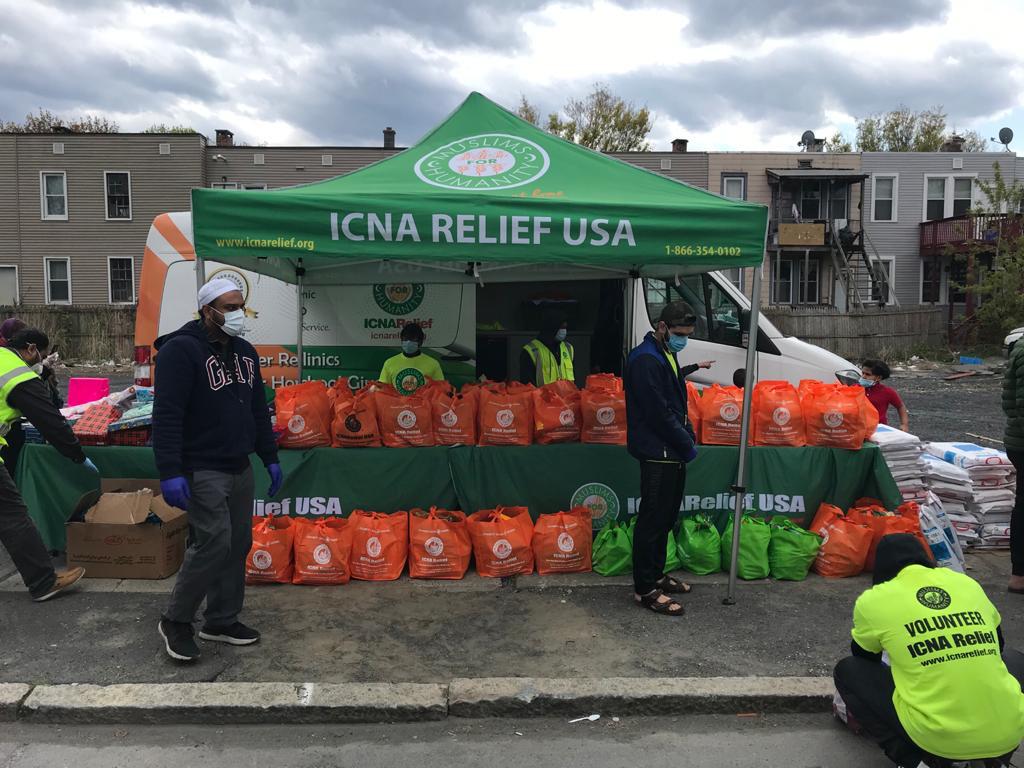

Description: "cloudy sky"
2 0 1023 151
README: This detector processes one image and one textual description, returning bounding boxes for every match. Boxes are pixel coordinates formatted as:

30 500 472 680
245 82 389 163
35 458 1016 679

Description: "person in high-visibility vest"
519 312 574 386
0 328 97 602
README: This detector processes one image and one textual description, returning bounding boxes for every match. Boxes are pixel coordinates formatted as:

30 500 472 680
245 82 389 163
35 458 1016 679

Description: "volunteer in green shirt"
834 534 1024 767
379 322 445 395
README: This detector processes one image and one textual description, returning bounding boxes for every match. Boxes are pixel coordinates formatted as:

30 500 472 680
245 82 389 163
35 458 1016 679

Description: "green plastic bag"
678 514 722 575
720 514 771 580
625 517 683 572
593 520 632 576
768 518 822 581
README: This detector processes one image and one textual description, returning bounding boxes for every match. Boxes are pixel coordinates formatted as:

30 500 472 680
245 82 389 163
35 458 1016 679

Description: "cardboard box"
66 479 188 579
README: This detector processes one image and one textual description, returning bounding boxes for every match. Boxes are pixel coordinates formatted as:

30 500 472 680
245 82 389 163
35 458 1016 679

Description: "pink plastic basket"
67 378 110 407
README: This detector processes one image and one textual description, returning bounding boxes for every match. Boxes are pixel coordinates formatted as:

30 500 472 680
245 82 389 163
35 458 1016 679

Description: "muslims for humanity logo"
414 134 550 190
571 482 621 526
373 283 425 315
916 586 952 610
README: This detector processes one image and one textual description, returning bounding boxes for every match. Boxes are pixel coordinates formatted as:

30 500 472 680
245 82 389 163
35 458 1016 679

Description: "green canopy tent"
190 91 769 603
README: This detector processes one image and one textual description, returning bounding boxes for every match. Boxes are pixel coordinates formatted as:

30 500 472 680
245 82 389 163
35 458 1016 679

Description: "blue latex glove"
82 458 100 474
267 463 284 497
683 445 699 464
161 477 191 510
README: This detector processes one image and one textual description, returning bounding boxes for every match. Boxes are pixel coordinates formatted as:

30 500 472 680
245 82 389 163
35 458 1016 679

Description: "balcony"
920 213 1023 257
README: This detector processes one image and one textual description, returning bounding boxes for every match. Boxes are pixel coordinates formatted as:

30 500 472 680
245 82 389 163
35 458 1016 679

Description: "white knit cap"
197 277 240 308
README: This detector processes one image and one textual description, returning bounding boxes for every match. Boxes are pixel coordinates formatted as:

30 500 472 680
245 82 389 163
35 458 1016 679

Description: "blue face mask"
401 340 420 355
667 334 688 353
859 376 876 387
555 328 567 342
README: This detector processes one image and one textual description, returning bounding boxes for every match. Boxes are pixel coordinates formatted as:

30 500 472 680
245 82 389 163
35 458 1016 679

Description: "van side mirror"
739 309 751 329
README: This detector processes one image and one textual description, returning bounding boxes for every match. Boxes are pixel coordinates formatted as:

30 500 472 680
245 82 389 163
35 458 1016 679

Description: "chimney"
383 126 396 149
671 138 688 153
941 134 965 152
215 129 234 148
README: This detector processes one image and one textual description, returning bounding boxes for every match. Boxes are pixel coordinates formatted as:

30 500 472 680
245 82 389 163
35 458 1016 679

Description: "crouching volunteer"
624 301 700 617
153 277 283 662
379 322 445 395
0 329 96 602
834 533 1024 767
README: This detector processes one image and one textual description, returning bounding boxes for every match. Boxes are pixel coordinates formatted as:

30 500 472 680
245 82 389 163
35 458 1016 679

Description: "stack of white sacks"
869 425 927 503
922 442 1015 549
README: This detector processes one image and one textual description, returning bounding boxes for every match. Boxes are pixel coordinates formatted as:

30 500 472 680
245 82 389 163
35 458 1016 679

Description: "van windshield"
644 274 743 347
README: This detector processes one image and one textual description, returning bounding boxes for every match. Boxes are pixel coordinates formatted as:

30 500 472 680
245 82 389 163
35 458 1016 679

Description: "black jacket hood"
873 533 934 585
154 319 208 351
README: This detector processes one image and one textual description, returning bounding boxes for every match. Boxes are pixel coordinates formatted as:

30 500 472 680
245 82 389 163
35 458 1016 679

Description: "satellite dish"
998 127 1013 148
799 130 816 148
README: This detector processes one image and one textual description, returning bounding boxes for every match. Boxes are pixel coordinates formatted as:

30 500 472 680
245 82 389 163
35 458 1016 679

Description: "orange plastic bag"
802 383 873 449
408 507 472 579
580 378 626 445
332 383 382 448
349 510 409 581
376 385 435 448
533 384 581 445
686 382 703 443
811 515 873 578
292 517 354 585
275 381 332 449
809 503 844 536
246 516 295 584
432 385 479 446
532 507 593 575
698 384 745 445
752 381 806 447
478 383 534 446
467 506 535 577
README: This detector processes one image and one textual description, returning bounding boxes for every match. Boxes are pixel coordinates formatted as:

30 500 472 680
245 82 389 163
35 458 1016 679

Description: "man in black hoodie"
154 278 282 662
835 534 1024 767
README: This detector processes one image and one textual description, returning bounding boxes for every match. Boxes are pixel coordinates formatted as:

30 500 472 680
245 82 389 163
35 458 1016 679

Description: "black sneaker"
198 621 261 646
158 618 200 662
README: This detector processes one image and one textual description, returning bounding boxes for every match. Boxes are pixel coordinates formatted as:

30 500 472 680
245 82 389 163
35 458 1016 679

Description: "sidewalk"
1 550 1019 687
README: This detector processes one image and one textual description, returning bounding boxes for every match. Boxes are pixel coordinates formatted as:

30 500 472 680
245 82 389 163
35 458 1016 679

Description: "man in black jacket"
154 278 283 662
624 301 701 616
0 329 96 601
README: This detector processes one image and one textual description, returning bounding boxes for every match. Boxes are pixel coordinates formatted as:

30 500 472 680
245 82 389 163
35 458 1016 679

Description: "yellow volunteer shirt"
851 564 1024 760
663 349 679 377
379 353 444 395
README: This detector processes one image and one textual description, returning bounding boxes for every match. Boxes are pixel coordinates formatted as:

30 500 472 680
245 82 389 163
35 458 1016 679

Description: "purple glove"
267 463 284 497
683 445 699 464
161 477 191 510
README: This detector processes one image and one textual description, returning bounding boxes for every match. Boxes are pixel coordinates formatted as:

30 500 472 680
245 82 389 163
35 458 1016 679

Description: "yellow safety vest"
523 339 575 386
0 347 39 452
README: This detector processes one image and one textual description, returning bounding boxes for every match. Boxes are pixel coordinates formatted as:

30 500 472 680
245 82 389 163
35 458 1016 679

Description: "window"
871 257 895 305
45 258 71 304
104 171 131 220
722 267 744 291
722 175 745 200
242 183 267 190
322 154 333 166
921 258 942 303
659 158 672 171
108 257 134 304
772 260 793 304
829 184 848 221
52 142 64 155
40 172 68 220
872 176 896 222
799 260 820 304
210 182 238 189
771 259 820 304
800 182 821 220
926 177 946 220
253 153 265 165
644 275 743 347
159 143 171 155
0 267 18 305
953 178 973 216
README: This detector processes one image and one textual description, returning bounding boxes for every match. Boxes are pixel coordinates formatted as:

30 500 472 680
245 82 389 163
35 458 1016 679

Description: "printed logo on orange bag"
557 532 575 553
288 415 306 433
344 415 362 433
252 550 273 570
441 410 458 428
596 407 615 426
398 409 418 429
496 409 515 428
493 539 513 560
425 536 445 557
824 411 844 428
367 536 383 558
772 407 791 426
720 403 740 422
313 544 332 565
559 409 575 426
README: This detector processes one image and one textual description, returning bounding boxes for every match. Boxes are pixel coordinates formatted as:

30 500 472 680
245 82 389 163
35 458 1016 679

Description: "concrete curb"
19 682 448 724
448 677 835 718
8 677 834 724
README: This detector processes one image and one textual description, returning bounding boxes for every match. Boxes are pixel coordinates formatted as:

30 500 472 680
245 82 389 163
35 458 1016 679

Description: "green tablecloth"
17 442 899 551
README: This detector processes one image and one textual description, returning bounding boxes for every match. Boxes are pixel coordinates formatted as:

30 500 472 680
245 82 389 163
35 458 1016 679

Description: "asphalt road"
894 368 1005 445
0 714 884 768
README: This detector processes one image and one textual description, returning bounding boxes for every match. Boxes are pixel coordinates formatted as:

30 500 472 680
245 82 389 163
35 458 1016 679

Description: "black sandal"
656 575 692 595
635 588 685 616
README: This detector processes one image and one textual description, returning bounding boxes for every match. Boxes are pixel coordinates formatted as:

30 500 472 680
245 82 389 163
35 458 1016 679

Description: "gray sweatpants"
164 467 254 627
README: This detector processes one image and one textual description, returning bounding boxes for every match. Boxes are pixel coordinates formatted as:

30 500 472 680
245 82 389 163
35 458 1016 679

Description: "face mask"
859 377 876 387
667 334 688 353
401 340 420 355
213 307 246 337
555 328 567 342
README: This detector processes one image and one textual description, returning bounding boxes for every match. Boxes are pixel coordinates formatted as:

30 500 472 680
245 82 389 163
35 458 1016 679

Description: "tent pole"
723 266 762 606
296 259 305 382
195 255 206 295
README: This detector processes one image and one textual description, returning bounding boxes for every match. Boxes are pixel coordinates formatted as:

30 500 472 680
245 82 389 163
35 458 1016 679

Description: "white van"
134 212 859 389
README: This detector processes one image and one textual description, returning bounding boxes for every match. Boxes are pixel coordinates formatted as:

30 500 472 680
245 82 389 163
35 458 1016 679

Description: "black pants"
1007 449 1024 577
834 651 1024 766
633 459 686 594
0 462 55 598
